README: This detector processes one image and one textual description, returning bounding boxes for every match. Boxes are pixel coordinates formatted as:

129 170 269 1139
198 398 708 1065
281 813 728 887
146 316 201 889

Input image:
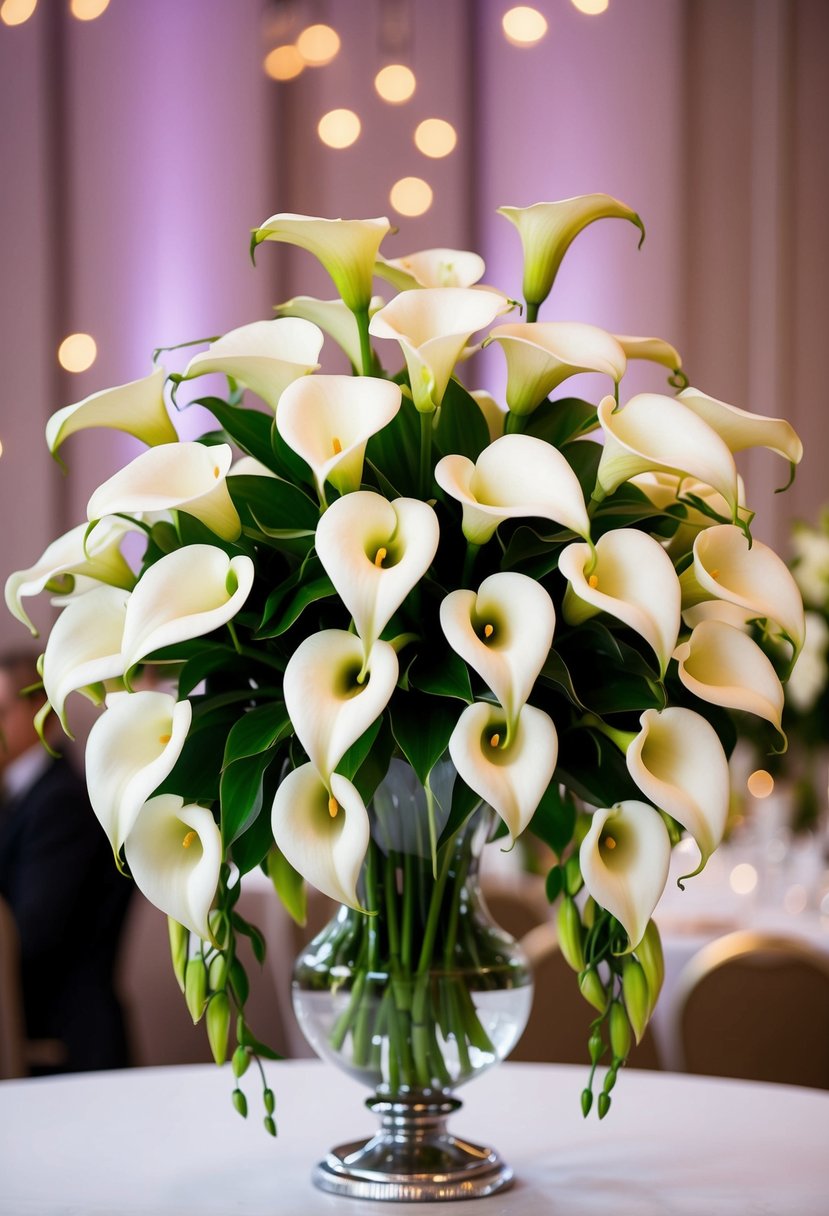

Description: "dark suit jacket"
0 756 133 1071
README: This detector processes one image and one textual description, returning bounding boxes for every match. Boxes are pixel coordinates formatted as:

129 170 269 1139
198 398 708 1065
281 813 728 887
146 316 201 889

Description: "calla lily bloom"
251 213 392 313
120 546 254 676
627 707 729 870
674 620 784 730
559 529 681 677
369 287 513 413
435 433 591 546
472 391 506 442
497 194 644 309
440 572 555 732
271 763 370 910
315 491 440 656
276 375 401 500
596 393 739 522
124 794 222 940
86 690 193 854
87 442 241 541
678 387 802 474
180 318 323 413
449 701 558 840
375 248 486 290
5 518 136 636
46 367 177 456
682 599 758 631
275 295 385 368
614 336 683 376
229 455 278 478
42 584 130 732
679 524 805 659
580 800 671 950
283 630 398 784
489 322 627 416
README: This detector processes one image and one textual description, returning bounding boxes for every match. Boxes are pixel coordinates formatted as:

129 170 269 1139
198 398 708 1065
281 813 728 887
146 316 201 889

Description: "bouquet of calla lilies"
6 193 805 1123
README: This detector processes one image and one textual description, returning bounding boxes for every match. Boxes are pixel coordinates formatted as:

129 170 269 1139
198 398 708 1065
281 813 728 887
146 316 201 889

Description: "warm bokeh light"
58 332 97 373
747 769 775 799
389 177 433 217
502 6 548 45
70 0 110 19
572 0 609 13
0 0 37 26
783 884 807 916
375 64 416 104
296 23 340 66
318 109 361 149
0 439 4 458
414 118 457 159
729 863 758 896
264 44 305 81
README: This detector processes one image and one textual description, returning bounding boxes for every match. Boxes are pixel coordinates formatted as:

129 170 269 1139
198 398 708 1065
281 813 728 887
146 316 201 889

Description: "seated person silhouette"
0 650 132 1072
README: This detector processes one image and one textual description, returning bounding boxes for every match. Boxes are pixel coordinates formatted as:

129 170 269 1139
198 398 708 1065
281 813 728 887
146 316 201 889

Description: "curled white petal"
674 620 784 729
490 321 626 415
376 249 485 290
181 318 323 411
46 367 176 455
678 386 802 467
42 584 130 732
275 295 385 368
580 801 671 949
614 335 683 372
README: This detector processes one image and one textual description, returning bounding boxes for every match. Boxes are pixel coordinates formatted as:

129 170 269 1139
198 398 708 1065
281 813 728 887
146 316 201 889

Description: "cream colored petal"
229 456 278 478
580 801 671 949
682 599 757 631
46 367 177 456
490 321 626 415
678 387 802 466
614 335 683 373
448 701 558 840
282 631 398 784
271 764 369 909
375 248 486 290
674 620 784 729
181 318 323 412
471 391 506 442
124 795 222 940
275 295 385 368
42 584 130 733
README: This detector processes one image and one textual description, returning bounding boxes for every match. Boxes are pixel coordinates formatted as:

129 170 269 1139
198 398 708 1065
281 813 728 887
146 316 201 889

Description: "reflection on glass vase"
292 759 534 1202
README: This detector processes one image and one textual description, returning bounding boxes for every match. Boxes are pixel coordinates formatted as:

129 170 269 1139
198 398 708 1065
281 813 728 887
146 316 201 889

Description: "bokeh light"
390 177 433 217
747 769 775 799
296 23 340 66
70 0 110 19
414 118 457 158
375 64 416 104
502 6 548 45
729 863 758 896
0 0 37 26
318 109 361 149
58 332 97 373
264 45 305 81
572 0 610 14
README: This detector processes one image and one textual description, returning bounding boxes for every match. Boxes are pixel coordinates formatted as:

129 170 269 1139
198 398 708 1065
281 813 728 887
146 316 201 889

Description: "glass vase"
292 759 534 1201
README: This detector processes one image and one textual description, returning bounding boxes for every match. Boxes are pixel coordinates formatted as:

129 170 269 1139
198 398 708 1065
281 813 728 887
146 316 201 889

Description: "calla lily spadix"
595 393 740 522
435 433 591 546
180 318 323 413
497 194 645 310
678 387 802 475
679 524 805 661
440 572 556 733
250 213 392 313
614 336 683 376
86 690 193 854
124 794 222 941
271 763 370 910
368 287 513 414
5 518 136 636
673 620 785 730
375 248 486 291
579 800 672 950
282 630 398 785
274 295 385 369
627 706 730 872
559 529 681 677
314 491 440 658
120 545 255 678
41 584 131 732
46 366 177 457
87 442 241 541
276 375 402 501
488 322 627 416
449 701 558 841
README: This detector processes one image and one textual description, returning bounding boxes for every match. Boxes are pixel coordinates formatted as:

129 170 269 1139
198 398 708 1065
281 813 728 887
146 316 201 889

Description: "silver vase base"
312 1093 514 1202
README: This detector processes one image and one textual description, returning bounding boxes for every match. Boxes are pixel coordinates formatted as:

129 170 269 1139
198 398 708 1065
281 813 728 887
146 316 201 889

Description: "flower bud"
206 992 231 1065
588 1030 604 1066
578 968 608 1014
167 918 189 994
232 1046 250 1078
597 1091 611 1119
564 854 584 896
184 958 208 1024
636 919 665 1015
581 1088 593 1118
263 1088 276 1115
556 896 585 971
264 1115 277 1137
232 1088 248 1118
209 953 228 991
609 1001 631 1061
621 958 650 1044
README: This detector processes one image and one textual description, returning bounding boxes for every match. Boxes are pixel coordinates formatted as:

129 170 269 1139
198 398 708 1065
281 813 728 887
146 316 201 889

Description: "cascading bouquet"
6 194 805 1129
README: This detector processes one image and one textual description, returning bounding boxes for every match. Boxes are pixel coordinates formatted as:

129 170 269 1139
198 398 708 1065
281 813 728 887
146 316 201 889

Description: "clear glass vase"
292 759 534 1201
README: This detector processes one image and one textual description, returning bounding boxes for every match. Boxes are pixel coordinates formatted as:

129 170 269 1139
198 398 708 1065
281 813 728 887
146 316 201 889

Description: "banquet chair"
675 931 829 1088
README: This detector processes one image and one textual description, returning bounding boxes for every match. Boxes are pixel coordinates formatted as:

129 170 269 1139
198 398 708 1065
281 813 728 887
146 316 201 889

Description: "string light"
414 118 457 159
318 109 361 149
0 0 37 26
58 333 97 373
502 6 548 45
572 0 609 13
375 64 416 104
264 44 305 81
296 23 340 66
390 177 433 217
69 0 110 19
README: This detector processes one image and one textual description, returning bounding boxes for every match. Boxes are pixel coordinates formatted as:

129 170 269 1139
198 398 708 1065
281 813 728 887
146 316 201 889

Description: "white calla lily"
275 295 385 368
120 546 254 676
627 707 729 870
5 518 136 636
375 249 486 290
614 336 683 376
678 387 802 474
489 322 627 416
271 764 369 910
229 455 278 478
369 287 513 413
46 367 176 456
251 213 392 313
435 433 591 546
283 630 398 784
124 795 221 940
682 599 758 631
596 393 739 521
87 442 241 541
42 584 130 732
440 573 555 731
674 620 784 730
276 375 401 500
471 391 506 442
580 800 671 949
449 701 558 840
180 318 322 413
497 194 644 309
559 530 681 677
315 491 439 656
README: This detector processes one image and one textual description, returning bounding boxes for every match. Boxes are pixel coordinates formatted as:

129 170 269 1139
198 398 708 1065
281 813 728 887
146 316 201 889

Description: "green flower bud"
609 1001 631 1061
232 1088 248 1118
184 958 208 1024
588 1030 604 1066
636 919 664 1016
206 992 231 1065
209 953 228 991
167 918 189 994
578 968 608 1014
264 1115 277 1137
232 1046 250 1079
581 1088 593 1117
564 854 584 896
582 896 598 929
597 1091 611 1119
603 1064 619 1094
622 958 650 1044
208 910 229 949
263 1088 276 1115
556 896 585 971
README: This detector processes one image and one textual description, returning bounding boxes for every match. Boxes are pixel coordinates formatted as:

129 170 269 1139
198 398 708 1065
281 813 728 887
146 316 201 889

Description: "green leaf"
178 646 240 698
350 715 395 804
409 646 473 702
231 804 277 877
230 913 267 964
562 438 602 499
220 750 276 848
223 703 291 766
529 782 577 856
433 378 490 461
557 730 640 807
335 716 384 782
539 650 587 710
545 865 564 903
524 397 598 448
255 575 336 639
154 718 234 802
236 1017 281 1060
436 774 481 849
390 692 460 786
365 392 420 496
192 397 276 469
228 474 319 534
265 847 307 926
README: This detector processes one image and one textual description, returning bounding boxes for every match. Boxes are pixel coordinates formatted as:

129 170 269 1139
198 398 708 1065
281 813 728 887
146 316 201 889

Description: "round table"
1 1060 826 1214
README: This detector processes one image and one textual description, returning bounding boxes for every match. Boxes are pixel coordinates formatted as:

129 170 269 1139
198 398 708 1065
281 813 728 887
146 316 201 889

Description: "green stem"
355 307 373 377
419 409 433 499
461 543 480 587
504 410 528 434
578 713 637 755
525 301 539 323
401 853 415 971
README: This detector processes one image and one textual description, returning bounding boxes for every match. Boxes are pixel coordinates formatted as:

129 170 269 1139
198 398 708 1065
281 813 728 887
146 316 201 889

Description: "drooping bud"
206 992 231 1065
556 896 585 971
621 957 650 1044
184 957 208 1024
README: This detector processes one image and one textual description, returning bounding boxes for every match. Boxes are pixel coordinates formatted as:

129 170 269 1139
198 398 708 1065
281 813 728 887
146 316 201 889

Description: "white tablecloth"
1 1060 827 1215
